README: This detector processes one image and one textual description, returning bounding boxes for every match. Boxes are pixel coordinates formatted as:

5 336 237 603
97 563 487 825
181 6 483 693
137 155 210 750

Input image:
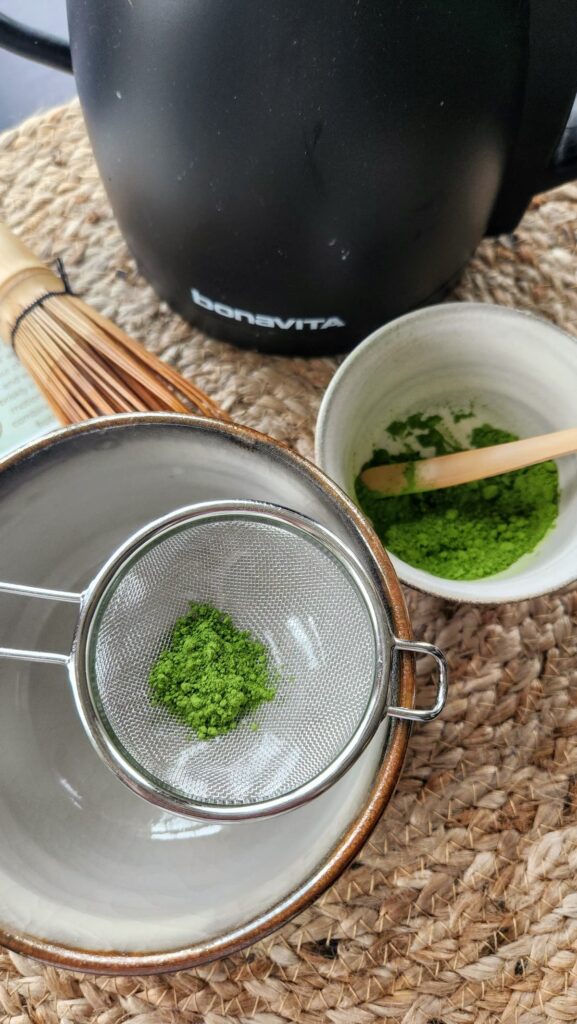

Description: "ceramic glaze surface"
0 421 395 951
316 303 577 603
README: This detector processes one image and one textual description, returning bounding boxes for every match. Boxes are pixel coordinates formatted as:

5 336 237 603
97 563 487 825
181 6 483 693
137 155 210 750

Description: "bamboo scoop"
360 428 577 496
0 221 228 425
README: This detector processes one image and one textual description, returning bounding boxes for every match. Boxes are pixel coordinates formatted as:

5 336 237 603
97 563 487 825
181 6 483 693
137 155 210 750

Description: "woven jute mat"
2 101 577 1024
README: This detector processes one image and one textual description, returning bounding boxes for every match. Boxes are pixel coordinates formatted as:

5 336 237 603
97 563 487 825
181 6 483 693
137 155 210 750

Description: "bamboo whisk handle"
0 222 53 283
0 222 62 345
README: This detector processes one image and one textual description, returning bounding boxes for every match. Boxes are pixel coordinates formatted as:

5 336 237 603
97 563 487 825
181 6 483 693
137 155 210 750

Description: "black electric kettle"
2 2 577 355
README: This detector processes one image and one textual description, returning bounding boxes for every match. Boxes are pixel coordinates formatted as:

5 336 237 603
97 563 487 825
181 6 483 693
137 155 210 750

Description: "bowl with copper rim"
0 413 446 974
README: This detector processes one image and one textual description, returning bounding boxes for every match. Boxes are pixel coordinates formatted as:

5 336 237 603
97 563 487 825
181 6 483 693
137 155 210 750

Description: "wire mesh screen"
88 514 378 808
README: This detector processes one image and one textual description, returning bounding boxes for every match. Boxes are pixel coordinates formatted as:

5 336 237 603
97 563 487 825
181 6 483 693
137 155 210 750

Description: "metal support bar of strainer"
0 501 447 821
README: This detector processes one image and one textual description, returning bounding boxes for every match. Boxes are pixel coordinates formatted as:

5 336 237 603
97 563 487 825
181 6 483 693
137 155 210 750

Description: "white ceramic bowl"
315 303 577 603
0 414 416 974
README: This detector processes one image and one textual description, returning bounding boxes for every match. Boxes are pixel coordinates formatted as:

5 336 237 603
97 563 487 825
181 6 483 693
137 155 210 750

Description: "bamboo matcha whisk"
0 222 227 424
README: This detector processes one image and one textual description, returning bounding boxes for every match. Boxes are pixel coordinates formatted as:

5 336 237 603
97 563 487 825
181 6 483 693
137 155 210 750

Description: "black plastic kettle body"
2 1 577 355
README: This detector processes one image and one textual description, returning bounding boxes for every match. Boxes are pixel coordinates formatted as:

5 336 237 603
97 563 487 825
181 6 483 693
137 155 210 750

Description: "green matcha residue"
356 414 560 580
452 408 475 424
149 602 276 739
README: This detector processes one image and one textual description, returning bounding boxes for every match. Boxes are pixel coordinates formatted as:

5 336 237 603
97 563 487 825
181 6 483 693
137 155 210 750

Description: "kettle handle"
547 96 577 188
0 13 72 72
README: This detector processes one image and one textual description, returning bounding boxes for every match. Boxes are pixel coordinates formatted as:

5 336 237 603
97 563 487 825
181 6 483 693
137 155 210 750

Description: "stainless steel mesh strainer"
0 501 447 820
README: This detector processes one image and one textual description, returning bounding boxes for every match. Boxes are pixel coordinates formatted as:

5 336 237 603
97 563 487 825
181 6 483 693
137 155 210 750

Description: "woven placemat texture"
1 101 577 1024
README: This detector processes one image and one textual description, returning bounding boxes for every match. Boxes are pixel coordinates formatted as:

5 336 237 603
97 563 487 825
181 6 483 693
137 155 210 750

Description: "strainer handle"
0 581 81 666
388 639 448 723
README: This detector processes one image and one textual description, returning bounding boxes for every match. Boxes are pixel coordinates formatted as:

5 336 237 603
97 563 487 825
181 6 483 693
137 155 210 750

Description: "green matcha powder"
356 413 560 580
149 602 276 739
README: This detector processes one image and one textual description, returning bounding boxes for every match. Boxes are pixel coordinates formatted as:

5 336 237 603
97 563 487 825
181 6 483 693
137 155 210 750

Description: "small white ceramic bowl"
315 303 577 603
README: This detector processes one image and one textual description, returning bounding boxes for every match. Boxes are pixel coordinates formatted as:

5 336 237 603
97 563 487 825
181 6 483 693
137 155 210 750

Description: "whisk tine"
106 358 169 411
74 299 229 419
49 314 147 412
26 311 121 416
0 222 228 425
113 362 191 412
51 294 228 416
16 333 78 423
25 319 116 420
58 301 200 411
50 295 226 418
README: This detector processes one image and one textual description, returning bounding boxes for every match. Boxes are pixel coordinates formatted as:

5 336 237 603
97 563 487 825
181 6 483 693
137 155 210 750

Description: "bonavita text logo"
191 288 345 331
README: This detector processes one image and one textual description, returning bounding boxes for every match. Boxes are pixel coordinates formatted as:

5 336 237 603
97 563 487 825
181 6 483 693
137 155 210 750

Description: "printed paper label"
0 346 59 459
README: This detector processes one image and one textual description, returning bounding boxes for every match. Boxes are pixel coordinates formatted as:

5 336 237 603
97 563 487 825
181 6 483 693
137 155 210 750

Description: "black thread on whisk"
10 257 76 348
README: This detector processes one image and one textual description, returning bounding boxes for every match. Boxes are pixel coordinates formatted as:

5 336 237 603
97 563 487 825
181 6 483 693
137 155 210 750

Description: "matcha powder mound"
149 602 276 739
356 415 560 581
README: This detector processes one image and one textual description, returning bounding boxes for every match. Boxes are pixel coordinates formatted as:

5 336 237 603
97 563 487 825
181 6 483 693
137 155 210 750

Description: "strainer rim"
69 500 392 821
